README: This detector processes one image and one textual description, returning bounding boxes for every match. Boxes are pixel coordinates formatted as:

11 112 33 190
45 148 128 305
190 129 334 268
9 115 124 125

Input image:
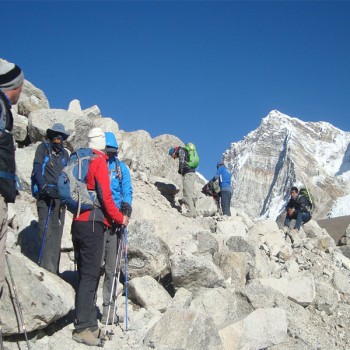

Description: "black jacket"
286 195 310 215
0 90 16 203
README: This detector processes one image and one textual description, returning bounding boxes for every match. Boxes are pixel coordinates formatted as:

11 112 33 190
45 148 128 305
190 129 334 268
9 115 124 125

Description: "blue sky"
2 1 350 179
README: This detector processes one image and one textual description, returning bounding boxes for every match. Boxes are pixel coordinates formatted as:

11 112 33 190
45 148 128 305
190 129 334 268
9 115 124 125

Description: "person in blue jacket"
101 132 133 324
213 161 232 216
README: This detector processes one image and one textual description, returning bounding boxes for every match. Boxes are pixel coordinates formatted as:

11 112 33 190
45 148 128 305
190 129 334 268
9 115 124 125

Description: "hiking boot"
90 326 103 339
72 329 101 346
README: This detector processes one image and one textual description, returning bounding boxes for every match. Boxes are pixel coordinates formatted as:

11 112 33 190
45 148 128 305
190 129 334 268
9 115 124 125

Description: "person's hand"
121 202 132 217
287 207 294 217
122 215 129 226
39 185 59 199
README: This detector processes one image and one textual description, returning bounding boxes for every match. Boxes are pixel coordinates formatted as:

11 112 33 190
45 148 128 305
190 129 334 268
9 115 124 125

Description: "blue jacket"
214 165 232 192
107 156 133 208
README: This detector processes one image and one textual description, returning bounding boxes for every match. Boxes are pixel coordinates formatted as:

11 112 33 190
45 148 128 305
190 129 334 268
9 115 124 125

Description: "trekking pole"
0 324 4 350
103 233 124 339
123 227 129 331
38 199 53 266
5 253 32 350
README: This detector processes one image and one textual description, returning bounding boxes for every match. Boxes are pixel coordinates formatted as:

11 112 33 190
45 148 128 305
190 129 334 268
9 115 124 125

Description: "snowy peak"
224 111 350 220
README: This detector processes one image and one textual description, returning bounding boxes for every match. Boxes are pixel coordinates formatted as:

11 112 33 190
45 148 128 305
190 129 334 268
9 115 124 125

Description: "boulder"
128 275 173 312
13 111 28 143
170 254 226 292
0 250 74 335
144 307 223 350
218 308 287 350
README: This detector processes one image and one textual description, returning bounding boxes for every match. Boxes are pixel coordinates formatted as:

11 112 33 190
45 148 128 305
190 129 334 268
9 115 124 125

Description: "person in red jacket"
72 128 129 346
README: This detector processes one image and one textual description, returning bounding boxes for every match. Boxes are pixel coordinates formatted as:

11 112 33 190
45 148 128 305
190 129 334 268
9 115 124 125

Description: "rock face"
3 81 350 350
224 110 350 220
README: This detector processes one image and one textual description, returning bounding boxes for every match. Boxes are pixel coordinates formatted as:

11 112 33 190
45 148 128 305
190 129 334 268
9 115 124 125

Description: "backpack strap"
41 142 52 176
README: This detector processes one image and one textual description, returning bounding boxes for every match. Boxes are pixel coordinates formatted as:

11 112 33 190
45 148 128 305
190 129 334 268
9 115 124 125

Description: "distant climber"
169 143 199 218
212 161 232 216
283 186 312 235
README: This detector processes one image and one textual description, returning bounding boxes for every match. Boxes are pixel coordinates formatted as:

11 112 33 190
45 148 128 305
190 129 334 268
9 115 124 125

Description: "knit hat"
88 127 106 151
0 58 24 91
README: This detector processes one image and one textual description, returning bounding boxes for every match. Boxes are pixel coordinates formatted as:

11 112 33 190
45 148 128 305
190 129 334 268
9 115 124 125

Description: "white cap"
88 127 106 151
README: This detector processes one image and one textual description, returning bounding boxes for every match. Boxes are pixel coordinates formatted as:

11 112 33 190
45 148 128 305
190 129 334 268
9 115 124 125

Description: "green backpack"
185 142 199 169
299 188 315 214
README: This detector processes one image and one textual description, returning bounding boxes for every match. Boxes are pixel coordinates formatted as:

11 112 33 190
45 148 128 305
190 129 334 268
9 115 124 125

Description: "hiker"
0 59 24 300
169 144 198 218
101 132 133 324
283 186 312 232
32 123 69 274
72 128 129 346
213 161 232 216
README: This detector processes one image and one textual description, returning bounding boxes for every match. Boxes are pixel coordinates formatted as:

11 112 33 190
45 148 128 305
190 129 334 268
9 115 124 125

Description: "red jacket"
74 149 124 226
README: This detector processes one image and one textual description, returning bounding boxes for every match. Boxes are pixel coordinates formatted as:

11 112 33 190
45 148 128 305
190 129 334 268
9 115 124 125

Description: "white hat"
0 58 24 91
88 127 106 151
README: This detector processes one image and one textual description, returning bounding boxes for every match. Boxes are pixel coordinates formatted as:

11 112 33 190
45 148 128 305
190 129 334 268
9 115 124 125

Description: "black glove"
121 202 132 217
39 185 59 199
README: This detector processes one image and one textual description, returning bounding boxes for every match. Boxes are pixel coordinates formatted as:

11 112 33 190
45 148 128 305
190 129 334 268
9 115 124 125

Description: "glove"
121 202 132 217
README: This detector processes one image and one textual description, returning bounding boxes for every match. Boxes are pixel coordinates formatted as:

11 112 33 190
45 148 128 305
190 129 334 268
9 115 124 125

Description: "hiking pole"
0 324 4 350
5 253 32 350
103 233 124 340
123 227 129 331
38 199 53 266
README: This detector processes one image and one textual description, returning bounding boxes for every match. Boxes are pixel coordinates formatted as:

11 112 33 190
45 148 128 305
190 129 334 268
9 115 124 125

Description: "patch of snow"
328 194 350 218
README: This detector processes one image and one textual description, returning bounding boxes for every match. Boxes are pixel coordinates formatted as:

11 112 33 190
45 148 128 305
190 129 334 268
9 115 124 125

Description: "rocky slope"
2 82 350 350
224 110 350 220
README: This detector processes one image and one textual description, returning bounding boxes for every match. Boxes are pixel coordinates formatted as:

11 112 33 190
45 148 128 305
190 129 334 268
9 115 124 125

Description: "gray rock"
13 111 28 143
144 307 223 350
170 254 226 292
314 281 340 315
218 308 287 350
128 275 172 312
0 250 74 335
17 80 50 117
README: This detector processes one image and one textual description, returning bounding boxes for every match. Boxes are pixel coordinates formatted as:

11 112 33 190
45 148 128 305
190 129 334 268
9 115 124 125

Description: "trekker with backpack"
213 161 232 216
0 58 24 309
169 143 199 218
101 132 133 325
71 128 129 347
32 123 69 274
283 186 312 233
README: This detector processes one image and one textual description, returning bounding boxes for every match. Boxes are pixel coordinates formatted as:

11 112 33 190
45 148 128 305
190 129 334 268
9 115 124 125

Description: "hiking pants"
72 220 105 331
220 190 232 216
183 172 196 215
284 211 311 230
102 227 124 309
0 195 7 299
37 198 65 274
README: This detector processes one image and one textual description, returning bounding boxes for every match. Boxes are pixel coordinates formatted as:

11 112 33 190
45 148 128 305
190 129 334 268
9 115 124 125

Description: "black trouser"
72 220 105 331
220 190 232 216
37 198 65 274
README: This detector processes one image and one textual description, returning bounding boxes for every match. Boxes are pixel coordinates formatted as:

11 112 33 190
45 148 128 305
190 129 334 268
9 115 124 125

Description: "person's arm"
93 157 125 224
121 162 133 205
33 143 48 190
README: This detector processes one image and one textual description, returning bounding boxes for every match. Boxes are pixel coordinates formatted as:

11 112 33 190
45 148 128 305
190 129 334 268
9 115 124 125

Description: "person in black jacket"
283 186 311 231
32 123 69 274
0 58 24 301
169 146 197 217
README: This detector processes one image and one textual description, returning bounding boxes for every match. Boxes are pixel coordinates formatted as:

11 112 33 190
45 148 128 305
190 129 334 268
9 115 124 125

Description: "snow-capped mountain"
223 110 350 220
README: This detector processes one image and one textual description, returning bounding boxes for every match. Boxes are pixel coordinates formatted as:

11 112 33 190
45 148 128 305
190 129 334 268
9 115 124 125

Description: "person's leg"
295 212 304 230
39 199 63 274
221 191 231 216
283 215 291 228
302 212 311 225
182 172 196 215
102 229 118 314
73 221 104 332
0 195 7 299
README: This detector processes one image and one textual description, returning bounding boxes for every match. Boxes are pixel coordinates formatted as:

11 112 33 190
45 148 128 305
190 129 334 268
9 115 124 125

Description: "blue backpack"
57 148 99 216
